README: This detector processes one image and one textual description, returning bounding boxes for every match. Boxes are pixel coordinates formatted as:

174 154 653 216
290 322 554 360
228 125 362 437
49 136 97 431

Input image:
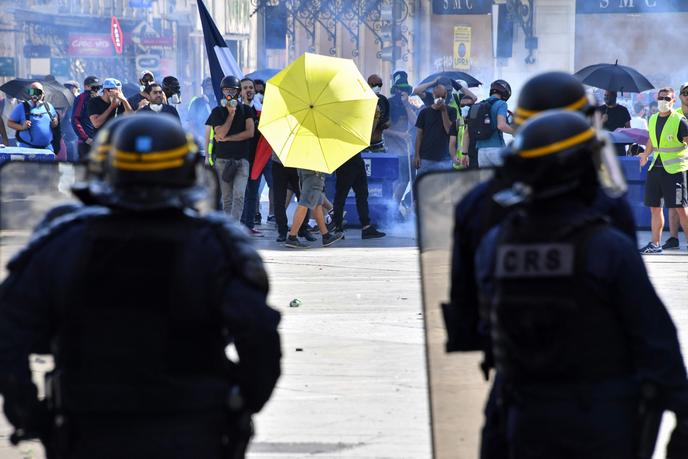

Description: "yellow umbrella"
258 53 378 173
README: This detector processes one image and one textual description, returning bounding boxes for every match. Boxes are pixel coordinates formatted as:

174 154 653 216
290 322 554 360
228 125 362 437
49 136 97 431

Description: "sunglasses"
657 96 672 102
89 85 102 92
26 88 43 97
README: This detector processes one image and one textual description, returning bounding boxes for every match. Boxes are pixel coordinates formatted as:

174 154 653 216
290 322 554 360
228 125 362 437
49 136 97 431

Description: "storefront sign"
0 57 15 77
140 36 175 47
68 34 113 57
111 16 124 55
577 0 688 13
453 26 472 69
433 0 492 15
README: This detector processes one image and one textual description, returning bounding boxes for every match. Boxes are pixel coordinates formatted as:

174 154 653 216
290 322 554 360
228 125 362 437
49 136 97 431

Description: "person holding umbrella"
638 87 688 254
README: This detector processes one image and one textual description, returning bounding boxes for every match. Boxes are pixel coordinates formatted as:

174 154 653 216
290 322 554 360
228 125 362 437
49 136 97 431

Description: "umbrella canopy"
418 71 482 89
0 77 74 109
574 61 654 93
608 130 635 145
613 127 648 145
258 53 377 173
245 68 281 82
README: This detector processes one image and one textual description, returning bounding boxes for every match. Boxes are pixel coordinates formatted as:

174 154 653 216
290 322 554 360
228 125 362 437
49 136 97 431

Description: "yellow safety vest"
452 115 466 170
648 112 688 173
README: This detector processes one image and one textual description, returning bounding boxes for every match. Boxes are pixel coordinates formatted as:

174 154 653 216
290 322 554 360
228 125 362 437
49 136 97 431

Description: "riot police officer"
0 114 281 458
446 71 636 459
475 110 688 458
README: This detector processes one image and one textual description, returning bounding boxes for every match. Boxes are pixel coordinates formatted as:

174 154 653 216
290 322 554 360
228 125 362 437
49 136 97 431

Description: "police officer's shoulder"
456 179 492 220
201 212 269 293
8 205 111 272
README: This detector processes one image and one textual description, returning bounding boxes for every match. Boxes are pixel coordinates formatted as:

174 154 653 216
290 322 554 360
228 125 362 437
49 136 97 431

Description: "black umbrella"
0 77 74 109
419 71 482 89
573 60 654 93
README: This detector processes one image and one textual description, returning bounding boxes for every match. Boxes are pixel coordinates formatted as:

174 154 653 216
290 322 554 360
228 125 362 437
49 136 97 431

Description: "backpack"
467 98 498 141
16 101 62 153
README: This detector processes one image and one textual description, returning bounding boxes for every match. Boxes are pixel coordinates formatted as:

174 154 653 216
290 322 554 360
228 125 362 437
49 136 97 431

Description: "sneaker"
267 215 276 224
255 212 262 225
362 225 386 240
662 237 680 250
276 234 287 243
307 224 319 233
639 242 662 254
298 230 317 242
285 235 309 248
322 231 344 247
248 228 264 237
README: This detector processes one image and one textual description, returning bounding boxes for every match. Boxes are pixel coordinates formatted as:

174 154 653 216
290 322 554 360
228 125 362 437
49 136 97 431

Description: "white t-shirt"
630 116 648 130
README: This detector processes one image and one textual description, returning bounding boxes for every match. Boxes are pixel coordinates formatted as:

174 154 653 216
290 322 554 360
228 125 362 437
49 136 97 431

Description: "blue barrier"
0 147 55 167
325 152 400 227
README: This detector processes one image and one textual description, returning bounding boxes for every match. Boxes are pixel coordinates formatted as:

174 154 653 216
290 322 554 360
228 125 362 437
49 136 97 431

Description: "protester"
271 153 311 243
285 169 343 248
239 78 264 237
71 76 101 160
386 71 417 218
464 79 513 167
205 75 254 220
631 102 648 130
413 84 458 173
127 70 155 110
6 82 59 151
638 86 688 253
137 83 181 120
88 78 132 136
253 79 265 105
367 74 390 152
660 82 688 250
330 76 387 240
188 77 214 153
602 90 632 155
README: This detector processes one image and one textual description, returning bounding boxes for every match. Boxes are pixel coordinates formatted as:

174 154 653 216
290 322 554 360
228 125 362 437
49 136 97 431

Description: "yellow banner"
453 26 471 70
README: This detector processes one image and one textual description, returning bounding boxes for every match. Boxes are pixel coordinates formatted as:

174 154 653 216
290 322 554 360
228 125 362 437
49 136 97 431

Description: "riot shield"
0 161 221 281
415 168 494 459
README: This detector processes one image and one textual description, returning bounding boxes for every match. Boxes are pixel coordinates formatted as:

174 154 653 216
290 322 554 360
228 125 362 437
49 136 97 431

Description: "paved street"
0 224 686 458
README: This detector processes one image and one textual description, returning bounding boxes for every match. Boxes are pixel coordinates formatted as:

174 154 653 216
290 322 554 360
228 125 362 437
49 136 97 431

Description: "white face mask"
254 93 263 103
169 94 181 105
149 104 163 112
372 85 381 95
658 100 673 113
461 106 470 118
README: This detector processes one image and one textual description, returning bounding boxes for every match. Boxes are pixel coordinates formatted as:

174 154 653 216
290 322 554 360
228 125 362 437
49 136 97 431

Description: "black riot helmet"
220 75 241 89
88 114 203 210
498 110 604 205
513 71 593 127
490 79 512 101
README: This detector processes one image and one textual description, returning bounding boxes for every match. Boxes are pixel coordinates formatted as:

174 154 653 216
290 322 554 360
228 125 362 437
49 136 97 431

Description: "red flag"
251 136 272 180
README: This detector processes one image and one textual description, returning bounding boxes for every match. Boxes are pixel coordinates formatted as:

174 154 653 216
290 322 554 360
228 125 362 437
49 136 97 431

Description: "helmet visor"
594 131 628 198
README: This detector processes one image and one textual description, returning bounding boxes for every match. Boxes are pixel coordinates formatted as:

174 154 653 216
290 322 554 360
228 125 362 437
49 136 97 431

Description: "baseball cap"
84 76 100 87
102 78 122 90
140 70 154 80
64 80 80 89
680 82 688 93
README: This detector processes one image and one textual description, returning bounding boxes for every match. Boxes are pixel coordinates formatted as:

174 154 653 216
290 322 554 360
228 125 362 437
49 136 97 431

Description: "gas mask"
221 97 238 108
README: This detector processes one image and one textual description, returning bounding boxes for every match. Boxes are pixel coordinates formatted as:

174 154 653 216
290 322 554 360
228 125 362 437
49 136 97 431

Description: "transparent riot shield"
415 168 494 459
0 161 221 282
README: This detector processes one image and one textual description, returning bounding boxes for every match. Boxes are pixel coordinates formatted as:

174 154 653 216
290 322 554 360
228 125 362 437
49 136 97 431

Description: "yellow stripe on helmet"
114 143 191 162
518 128 596 159
112 158 185 171
515 95 590 122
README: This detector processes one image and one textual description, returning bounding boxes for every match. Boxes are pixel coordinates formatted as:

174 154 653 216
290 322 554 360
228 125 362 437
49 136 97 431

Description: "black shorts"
644 166 688 208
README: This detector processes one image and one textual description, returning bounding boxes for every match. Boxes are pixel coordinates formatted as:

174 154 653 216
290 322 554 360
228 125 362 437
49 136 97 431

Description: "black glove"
3 398 50 443
667 418 688 459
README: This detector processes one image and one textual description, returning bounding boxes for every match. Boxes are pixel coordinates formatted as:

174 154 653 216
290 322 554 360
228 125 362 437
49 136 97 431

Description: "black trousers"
271 160 307 236
77 142 91 161
333 153 370 228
